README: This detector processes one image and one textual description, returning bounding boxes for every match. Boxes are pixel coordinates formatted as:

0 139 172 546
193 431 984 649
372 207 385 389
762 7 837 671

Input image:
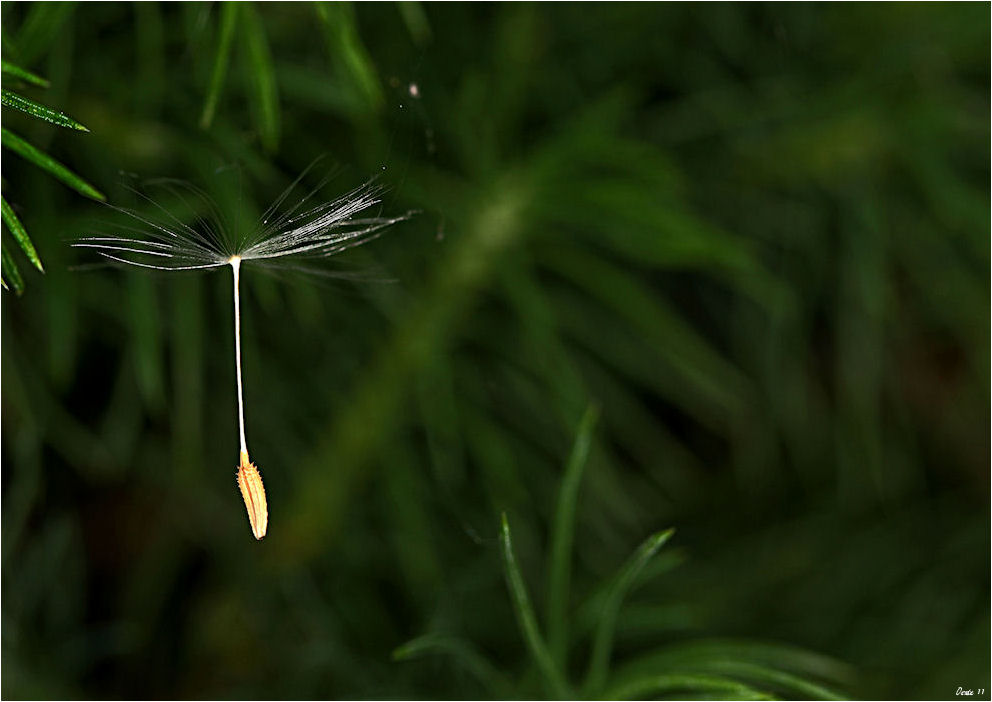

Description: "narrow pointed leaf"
547 403 599 665
396 1 432 46
13 1 76 65
241 4 280 152
134 2 166 112
315 2 383 111
1 60 49 88
2 128 105 201
1 197 43 272
199 2 239 129
2 241 25 294
546 247 751 420
585 528 676 695
1 89 89 131
500 513 570 699
615 638 857 689
393 633 513 697
692 661 847 701
602 673 772 701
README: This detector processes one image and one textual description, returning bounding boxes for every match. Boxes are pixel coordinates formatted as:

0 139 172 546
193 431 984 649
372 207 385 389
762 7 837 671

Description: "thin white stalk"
231 256 248 456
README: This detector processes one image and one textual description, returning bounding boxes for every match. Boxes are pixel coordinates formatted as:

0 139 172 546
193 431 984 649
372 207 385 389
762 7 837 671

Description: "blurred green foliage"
1 55 103 292
1 2 988 699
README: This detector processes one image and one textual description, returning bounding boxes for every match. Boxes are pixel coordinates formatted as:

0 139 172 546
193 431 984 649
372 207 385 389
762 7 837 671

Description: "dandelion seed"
73 168 412 540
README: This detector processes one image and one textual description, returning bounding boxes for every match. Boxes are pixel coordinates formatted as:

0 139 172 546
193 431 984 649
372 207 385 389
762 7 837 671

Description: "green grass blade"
240 4 280 152
547 403 599 666
12 1 76 65
1 60 49 88
585 528 676 696
611 639 855 699
1 89 89 131
500 513 571 699
621 638 857 687
1 128 105 201
1 240 25 295
602 673 772 701
315 2 384 112
393 633 514 697
127 275 165 412
133 2 166 112
1 196 43 272
396 1 432 46
697 661 847 701
545 247 752 421
199 2 239 129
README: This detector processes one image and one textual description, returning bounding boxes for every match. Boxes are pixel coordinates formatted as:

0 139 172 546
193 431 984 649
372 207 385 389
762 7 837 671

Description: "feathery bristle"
71 175 411 271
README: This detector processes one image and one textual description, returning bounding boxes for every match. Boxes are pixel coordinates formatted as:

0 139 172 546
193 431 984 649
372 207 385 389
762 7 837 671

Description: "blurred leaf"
1 60 49 88
499 261 591 423
283 182 527 554
45 268 80 390
127 275 165 413
133 2 165 113
499 512 570 699
602 673 771 701
465 413 531 526
393 634 512 697
315 1 383 112
276 63 367 119
692 661 847 701
1 128 104 201
572 549 689 644
1 89 89 130
240 4 280 152
546 247 751 420
169 276 204 481
614 639 856 700
1 196 43 272
552 290 727 434
546 402 599 665
380 448 442 600
1 239 24 294
199 1 238 129
396 1 432 46
0 431 43 568
585 529 676 695
11 1 76 65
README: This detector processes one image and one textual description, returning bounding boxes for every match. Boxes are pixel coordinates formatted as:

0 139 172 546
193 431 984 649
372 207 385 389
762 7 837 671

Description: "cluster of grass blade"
197 1 388 153
198 2 279 153
395 405 849 700
1 46 103 294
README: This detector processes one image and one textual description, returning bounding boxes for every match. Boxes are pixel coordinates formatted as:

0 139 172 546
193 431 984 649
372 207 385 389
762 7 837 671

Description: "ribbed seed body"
237 450 268 539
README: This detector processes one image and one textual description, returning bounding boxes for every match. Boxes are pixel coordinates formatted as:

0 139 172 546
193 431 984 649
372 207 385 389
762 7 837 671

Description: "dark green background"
1 2 988 699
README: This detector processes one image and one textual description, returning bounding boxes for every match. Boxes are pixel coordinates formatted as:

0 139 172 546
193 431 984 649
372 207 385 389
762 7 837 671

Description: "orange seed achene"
237 450 268 540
